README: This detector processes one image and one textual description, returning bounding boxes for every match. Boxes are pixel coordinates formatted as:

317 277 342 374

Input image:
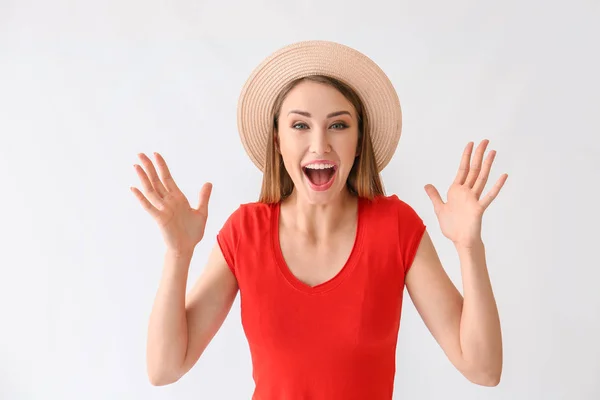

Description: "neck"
281 188 358 241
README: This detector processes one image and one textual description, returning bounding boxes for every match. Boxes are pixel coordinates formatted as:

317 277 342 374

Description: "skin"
409 140 507 386
136 81 506 387
276 80 360 256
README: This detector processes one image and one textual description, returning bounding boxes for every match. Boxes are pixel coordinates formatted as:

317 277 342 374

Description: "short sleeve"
216 206 243 279
393 196 426 275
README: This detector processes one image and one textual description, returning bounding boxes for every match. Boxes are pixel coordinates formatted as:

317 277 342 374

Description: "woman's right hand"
131 152 212 255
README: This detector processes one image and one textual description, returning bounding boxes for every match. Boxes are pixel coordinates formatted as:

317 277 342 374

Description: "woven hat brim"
237 40 402 172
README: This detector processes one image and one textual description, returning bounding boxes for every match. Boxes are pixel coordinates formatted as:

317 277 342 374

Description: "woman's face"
277 80 359 205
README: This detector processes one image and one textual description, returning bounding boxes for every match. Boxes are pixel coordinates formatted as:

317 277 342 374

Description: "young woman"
132 41 507 399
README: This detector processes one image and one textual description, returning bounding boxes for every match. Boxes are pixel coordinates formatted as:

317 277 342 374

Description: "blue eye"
292 123 308 130
291 122 348 130
331 123 348 130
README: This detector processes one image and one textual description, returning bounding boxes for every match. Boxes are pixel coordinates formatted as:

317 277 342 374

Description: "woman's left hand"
424 139 508 249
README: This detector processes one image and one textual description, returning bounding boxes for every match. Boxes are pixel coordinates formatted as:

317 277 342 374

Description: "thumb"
197 182 213 214
424 184 444 212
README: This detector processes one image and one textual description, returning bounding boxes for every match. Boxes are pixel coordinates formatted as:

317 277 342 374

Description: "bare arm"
405 230 502 386
131 152 239 386
146 242 238 386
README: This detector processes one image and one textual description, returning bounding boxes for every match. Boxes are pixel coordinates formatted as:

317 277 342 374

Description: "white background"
1 0 599 399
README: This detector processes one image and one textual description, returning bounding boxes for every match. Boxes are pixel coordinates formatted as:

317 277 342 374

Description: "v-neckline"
271 197 366 294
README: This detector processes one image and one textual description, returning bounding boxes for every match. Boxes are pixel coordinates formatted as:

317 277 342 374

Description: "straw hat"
237 40 402 172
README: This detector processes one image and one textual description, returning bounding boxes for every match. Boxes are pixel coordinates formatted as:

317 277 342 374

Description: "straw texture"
237 40 402 172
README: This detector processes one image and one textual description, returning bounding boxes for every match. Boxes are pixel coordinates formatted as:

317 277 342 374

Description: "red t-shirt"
216 194 426 399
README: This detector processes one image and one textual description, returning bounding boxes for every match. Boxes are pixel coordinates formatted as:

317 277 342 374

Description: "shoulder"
216 202 272 276
231 201 273 221
361 194 426 273
364 194 425 234
366 194 421 218
217 201 273 253
220 201 274 233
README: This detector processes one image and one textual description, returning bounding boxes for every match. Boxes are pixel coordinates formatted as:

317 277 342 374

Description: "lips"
302 162 338 191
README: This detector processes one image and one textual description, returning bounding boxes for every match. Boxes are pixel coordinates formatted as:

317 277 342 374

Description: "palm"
157 191 209 246
425 140 508 248
131 152 213 253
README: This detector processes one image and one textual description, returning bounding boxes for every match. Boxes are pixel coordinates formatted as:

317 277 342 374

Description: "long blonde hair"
258 75 385 204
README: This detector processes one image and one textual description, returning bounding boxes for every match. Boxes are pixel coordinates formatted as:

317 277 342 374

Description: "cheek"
277 135 302 172
334 135 359 163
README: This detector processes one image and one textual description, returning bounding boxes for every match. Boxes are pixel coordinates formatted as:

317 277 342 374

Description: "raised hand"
424 139 508 249
130 152 212 254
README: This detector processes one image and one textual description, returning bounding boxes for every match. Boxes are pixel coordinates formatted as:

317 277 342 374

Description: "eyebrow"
287 110 352 118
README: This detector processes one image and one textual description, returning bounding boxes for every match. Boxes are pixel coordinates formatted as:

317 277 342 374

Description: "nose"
309 127 331 155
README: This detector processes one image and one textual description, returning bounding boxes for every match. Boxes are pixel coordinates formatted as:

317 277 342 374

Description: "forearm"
146 249 193 384
457 241 503 384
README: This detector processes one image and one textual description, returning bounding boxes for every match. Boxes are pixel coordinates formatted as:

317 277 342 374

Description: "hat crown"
237 40 402 172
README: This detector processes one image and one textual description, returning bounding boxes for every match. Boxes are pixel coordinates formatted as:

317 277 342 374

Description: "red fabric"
217 195 426 400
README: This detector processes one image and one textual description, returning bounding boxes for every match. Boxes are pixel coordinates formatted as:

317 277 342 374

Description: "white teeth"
304 163 335 170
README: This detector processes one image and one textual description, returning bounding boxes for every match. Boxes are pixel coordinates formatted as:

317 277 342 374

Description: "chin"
301 188 342 205
299 172 347 205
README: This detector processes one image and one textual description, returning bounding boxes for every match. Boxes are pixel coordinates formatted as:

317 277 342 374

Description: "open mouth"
302 163 338 189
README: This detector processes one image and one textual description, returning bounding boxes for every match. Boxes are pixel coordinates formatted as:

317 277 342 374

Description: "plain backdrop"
1 0 599 399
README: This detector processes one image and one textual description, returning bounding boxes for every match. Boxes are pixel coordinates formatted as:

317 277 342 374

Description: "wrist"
165 247 195 259
454 239 485 253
